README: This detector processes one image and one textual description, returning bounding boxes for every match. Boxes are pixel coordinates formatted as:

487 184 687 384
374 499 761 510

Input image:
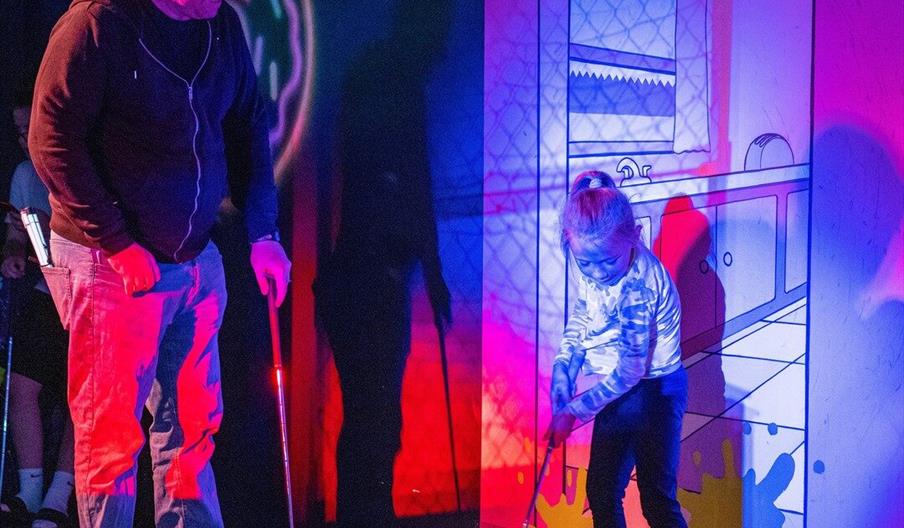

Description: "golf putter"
522 348 586 528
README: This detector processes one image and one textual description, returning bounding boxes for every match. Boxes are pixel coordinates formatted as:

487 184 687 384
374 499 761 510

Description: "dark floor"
398 511 480 528
325 511 481 528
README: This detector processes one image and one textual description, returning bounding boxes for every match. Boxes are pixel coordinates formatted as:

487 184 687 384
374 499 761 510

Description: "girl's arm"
554 298 592 368
565 277 655 422
551 296 592 412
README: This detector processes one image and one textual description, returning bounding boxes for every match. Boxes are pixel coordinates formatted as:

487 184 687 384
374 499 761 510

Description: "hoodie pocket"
41 266 72 330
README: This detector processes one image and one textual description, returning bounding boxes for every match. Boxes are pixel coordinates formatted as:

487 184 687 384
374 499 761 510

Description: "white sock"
39 470 74 514
16 467 43 512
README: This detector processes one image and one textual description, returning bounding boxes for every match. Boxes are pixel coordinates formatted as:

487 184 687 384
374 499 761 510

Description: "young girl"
547 171 688 528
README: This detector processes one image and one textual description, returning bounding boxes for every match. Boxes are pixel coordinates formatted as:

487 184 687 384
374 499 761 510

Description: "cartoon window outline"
567 0 711 158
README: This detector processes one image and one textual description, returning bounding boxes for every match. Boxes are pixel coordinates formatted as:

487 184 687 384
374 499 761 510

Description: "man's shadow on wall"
313 1 453 526
808 125 903 528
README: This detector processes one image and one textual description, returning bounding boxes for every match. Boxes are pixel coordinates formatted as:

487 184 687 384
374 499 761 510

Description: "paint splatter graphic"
530 465 651 528
680 439 796 527
742 452 794 528
813 460 825 474
532 466 593 528
680 440 744 527
517 439 795 527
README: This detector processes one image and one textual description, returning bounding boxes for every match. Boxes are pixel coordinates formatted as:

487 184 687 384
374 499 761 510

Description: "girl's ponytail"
561 170 639 252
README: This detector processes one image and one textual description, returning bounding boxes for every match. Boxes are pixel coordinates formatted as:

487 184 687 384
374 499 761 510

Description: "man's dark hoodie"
29 0 277 263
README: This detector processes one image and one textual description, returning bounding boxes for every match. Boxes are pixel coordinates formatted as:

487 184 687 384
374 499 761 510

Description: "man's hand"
1 255 26 279
250 240 291 307
544 410 577 448
107 243 161 296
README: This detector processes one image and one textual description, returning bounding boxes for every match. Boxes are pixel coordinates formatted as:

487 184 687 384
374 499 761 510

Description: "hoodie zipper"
138 21 212 262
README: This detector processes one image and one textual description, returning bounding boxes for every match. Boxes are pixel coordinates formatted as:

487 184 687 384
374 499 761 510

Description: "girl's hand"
545 410 577 448
550 363 573 413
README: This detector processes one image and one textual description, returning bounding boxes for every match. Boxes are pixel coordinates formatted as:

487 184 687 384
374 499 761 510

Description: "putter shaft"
267 280 295 528
523 443 555 527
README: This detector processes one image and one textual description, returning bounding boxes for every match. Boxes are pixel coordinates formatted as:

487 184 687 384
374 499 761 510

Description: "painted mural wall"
482 1 813 526
808 1 904 526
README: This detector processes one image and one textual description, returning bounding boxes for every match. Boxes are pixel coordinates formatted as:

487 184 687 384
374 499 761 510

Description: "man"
29 0 291 526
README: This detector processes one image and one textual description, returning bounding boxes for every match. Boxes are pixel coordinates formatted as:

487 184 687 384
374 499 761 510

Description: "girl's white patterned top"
555 244 682 422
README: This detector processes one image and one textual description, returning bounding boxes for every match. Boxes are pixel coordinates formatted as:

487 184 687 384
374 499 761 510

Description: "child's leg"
586 393 639 528
55 404 75 474
8 373 45 512
38 404 75 516
634 368 688 528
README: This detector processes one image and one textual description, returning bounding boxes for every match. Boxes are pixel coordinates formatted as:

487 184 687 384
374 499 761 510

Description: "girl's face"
570 234 635 287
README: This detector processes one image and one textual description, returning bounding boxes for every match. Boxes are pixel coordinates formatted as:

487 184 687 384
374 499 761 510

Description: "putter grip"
266 277 283 368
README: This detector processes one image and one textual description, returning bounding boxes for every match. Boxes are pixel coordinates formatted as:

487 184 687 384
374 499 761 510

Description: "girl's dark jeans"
587 366 688 528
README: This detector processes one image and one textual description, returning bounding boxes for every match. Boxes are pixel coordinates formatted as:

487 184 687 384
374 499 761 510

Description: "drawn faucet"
616 157 653 186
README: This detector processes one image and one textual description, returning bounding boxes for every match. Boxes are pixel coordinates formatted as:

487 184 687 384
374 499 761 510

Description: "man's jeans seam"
85 260 98 527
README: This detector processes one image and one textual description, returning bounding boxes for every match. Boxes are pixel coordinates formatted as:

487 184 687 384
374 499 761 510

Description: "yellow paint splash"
679 439 743 528
521 439 746 527
531 467 593 528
